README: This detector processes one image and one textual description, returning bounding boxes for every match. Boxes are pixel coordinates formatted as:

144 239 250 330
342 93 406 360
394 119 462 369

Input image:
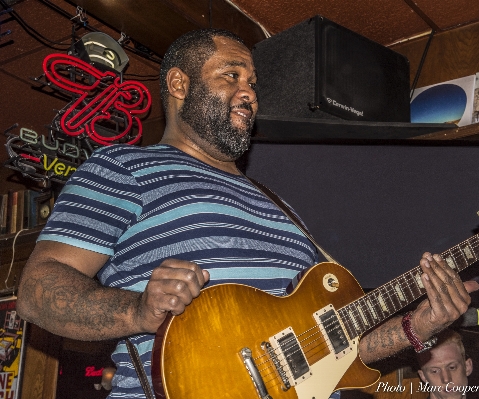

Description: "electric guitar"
151 234 479 399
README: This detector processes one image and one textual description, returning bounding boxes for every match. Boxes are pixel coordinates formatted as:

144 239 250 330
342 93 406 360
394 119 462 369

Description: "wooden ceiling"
69 0 479 55
231 0 479 45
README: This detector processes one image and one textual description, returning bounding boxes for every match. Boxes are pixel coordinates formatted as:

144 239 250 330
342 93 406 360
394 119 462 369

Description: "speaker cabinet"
252 15 411 123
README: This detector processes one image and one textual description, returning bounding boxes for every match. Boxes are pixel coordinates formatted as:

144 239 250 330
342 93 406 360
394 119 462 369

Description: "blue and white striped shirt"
39 144 322 398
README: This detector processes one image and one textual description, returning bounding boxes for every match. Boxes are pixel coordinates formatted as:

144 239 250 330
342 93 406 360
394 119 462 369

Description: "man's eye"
249 82 257 90
226 73 238 79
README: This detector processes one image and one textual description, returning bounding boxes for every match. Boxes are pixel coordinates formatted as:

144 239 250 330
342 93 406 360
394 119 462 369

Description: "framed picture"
0 296 27 399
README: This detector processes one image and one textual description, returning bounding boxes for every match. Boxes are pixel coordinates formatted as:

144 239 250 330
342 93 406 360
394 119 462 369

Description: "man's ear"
166 67 190 100
466 357 473 377
418 370 427 383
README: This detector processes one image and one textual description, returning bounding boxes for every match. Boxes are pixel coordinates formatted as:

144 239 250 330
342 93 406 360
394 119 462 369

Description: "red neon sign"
43 54 151 146
85 366 104 377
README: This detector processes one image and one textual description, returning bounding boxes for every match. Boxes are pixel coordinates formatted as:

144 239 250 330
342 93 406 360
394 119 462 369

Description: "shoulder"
90 144 171 160
80 144 183 171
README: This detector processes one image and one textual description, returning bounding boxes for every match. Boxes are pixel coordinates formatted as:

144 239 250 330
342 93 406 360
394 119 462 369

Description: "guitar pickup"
314 305 353 360
268 326 312 388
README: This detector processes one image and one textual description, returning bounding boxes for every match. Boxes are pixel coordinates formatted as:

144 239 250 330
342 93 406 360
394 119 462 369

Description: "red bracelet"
401 312 437 353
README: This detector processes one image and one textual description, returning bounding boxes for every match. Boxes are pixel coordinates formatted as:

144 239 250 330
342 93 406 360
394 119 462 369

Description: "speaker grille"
253 15 410 123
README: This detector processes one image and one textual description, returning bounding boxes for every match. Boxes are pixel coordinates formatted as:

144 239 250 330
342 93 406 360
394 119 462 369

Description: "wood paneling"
392 21 479 88
69 0 266 52
20 324 62 399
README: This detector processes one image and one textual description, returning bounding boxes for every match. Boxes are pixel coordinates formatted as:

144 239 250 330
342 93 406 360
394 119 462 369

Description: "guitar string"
339 238 479 336
253 326 330 368
253 236 479 388
347 241 478 338
253 325 331 383
255 327 331 389
324 237 479 340
255 239 479 388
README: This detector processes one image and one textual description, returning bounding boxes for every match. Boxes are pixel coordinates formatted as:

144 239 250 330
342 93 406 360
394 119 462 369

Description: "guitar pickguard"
295 340 358 399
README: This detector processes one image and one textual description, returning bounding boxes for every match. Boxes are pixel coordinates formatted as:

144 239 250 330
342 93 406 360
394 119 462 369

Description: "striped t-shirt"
38 144 322 398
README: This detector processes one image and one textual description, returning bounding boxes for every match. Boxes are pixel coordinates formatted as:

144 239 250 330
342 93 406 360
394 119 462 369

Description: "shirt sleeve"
38 147 143 256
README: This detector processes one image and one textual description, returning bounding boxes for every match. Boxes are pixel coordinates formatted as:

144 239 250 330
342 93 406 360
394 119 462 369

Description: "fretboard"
336 234 479 339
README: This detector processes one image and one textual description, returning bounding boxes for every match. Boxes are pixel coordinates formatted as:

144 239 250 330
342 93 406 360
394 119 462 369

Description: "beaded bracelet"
401 311 437 353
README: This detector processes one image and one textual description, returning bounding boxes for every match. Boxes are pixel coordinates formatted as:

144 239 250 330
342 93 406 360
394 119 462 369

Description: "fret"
363 297 377 325
394 283 406 302
347 306 359 332
402 269 423 299
443 252 457 270
451 245 468 270
357 305 369 326
374 290 390 315
441 236 479 272
365 299 378 320
359 293 380 325
455 247 469 270
461 242 476 262
336 234 479 337
397 274 416 302
338 307 358 339
349 303 366 333
382 282 402 313
357 297 375 327
471 236 479 258
343 308 358 340
414 270 424 289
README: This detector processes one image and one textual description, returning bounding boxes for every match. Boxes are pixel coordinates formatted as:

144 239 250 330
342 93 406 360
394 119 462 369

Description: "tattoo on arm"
19 260 136 340
360 317 410 363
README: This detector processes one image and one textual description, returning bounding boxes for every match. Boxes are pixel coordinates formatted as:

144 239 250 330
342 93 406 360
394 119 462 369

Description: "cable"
5 229 25 290
123 73 160 81
410 30 435 100
0 0 70 49
39 0 162 65
223 0 271 38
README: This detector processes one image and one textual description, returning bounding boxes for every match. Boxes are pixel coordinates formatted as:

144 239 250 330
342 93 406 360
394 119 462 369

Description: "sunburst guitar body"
152 262 379 399
152 233 479 399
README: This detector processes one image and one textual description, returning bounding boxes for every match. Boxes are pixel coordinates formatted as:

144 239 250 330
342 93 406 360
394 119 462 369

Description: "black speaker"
252 15 411 123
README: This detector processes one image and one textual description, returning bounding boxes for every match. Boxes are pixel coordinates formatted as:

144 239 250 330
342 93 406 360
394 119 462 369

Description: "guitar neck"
336 234 479 339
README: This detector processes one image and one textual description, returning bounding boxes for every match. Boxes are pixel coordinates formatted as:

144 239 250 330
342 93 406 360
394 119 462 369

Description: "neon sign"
4 126 87 183
4 49 152 186
85 366 103 377
43 54 151 146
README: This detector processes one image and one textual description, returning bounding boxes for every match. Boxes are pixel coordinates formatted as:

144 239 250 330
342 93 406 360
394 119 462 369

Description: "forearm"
358 315 410 364
17 259 144 341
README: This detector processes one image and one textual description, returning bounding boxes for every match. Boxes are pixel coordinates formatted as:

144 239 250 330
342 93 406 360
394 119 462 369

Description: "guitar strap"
126 338 155 399
246 176 339 264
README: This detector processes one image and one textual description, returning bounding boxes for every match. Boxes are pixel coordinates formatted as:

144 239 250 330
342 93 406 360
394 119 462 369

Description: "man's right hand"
17 241 209 341
137 259 210 333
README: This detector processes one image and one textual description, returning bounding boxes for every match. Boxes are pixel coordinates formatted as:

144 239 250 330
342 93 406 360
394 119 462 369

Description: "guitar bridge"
240 347 272 399
314 305 352 360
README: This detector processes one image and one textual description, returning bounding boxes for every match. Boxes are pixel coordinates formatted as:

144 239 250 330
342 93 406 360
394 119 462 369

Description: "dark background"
244 142 479 289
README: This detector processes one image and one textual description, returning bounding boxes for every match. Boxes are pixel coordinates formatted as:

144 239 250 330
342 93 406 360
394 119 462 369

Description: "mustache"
230 101 254 113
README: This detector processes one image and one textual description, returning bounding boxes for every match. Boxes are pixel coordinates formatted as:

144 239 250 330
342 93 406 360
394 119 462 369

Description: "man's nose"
440 369 452 384
236 82 256 104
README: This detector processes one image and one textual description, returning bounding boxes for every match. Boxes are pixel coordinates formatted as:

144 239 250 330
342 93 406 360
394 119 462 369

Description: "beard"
179 76 255 159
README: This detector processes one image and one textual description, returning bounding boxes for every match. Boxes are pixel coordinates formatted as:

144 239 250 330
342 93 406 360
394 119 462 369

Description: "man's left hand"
410 252 479 341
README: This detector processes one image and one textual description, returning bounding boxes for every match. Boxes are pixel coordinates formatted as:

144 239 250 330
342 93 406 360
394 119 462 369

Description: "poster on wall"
0 297 26 399
410 74 477 127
